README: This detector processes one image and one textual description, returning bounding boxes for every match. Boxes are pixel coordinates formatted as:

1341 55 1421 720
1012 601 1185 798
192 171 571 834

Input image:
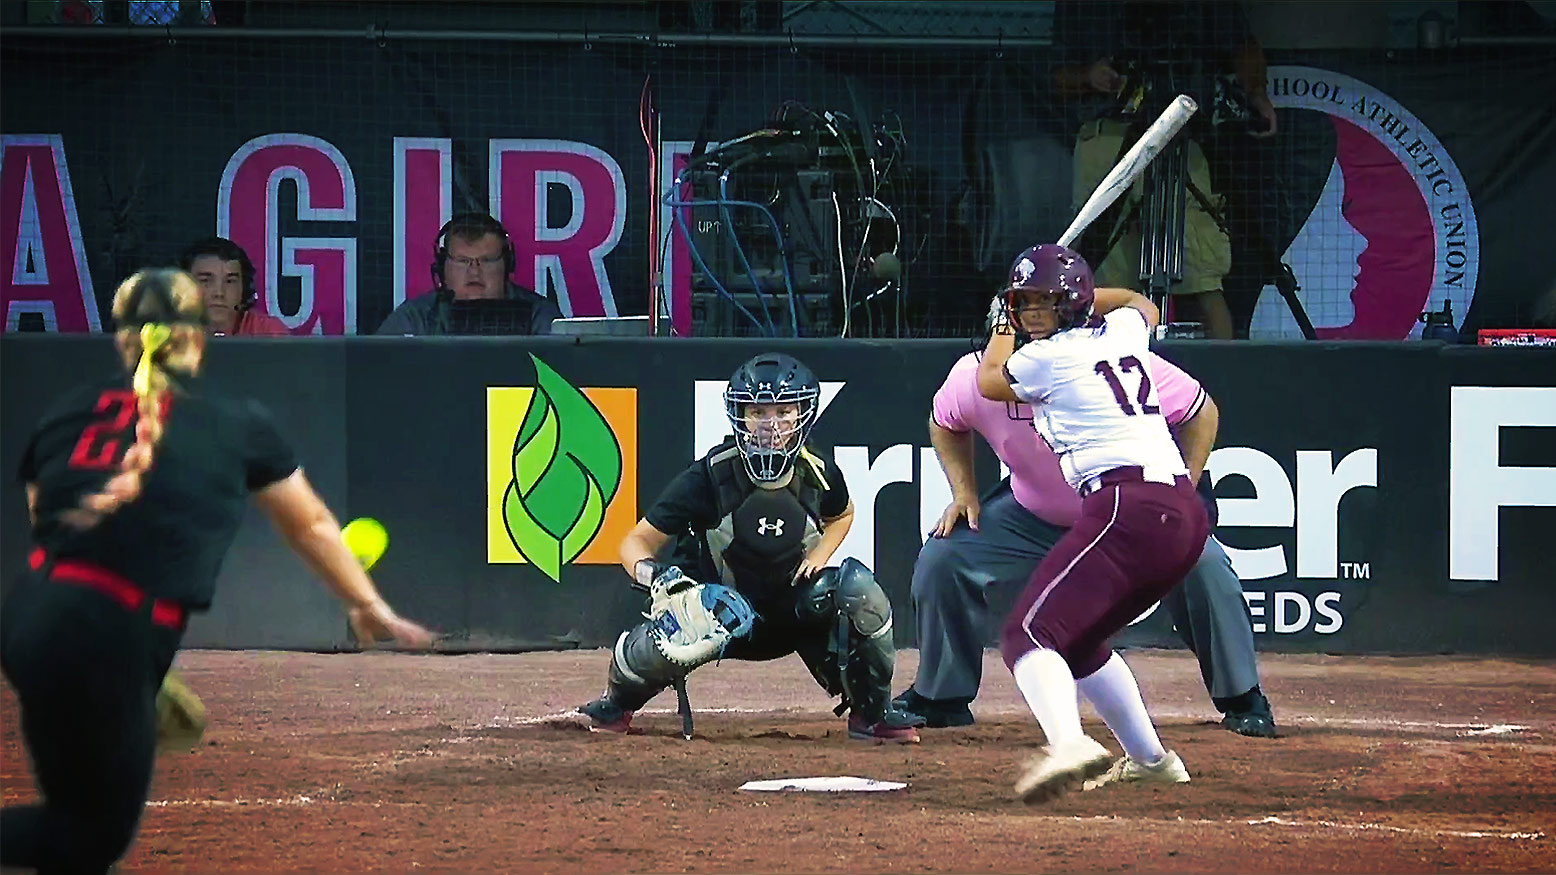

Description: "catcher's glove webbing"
648 569 759 669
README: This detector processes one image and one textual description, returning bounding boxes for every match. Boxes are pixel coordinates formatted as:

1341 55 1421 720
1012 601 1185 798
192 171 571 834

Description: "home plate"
740 777 907 792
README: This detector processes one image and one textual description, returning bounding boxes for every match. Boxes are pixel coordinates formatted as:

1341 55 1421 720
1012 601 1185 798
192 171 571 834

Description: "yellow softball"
341 517 389 571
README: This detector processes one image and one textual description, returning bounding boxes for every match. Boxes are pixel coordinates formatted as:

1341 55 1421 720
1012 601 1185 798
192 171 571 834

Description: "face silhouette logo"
757 517 785 537
1259 66 1478 340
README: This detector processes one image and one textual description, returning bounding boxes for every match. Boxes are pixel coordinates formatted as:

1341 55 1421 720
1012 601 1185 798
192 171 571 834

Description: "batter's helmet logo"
485 355 637 581
1012 257 1037 286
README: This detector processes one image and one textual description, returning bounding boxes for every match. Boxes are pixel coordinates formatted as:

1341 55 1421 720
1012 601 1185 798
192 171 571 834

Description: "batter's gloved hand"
986 294 1013 334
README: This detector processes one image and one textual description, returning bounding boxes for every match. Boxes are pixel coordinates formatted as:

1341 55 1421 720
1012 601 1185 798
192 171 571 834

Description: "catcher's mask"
723 352 819 484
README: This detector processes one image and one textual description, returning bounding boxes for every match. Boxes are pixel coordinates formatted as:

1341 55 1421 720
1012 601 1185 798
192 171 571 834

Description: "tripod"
1102 129 1317 340
1137 135 1192 335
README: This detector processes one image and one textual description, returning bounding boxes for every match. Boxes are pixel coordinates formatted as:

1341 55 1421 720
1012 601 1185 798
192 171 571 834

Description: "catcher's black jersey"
17 373 298 609
645 442 849 604
645 447 848 534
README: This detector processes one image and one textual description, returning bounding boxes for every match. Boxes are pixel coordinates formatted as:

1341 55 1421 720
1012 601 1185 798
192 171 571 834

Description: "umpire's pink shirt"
932 350 1208 528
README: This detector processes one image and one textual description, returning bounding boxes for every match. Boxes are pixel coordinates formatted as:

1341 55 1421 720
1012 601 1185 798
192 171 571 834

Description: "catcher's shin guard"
799 558 897 723
600 621 691 712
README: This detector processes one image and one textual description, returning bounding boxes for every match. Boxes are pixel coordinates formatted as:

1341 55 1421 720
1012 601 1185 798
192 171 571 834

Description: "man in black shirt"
579 353 923 743
2 268 432 873
376 212 561 335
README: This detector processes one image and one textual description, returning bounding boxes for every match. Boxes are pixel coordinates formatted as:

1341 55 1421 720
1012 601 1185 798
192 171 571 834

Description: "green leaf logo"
502 355 624 582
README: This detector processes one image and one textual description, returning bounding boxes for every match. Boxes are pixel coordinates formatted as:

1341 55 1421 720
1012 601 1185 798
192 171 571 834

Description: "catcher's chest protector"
704 441 823 602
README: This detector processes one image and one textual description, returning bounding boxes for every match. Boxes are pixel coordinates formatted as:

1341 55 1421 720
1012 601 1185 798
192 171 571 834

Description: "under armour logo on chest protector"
730 488 806 559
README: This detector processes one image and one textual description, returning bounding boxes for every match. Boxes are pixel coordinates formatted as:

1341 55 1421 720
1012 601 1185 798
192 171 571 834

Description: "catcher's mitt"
156 670 208 752
649 580 758 669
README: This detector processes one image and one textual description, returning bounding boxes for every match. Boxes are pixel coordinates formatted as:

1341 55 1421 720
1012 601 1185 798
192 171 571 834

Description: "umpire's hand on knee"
932 497 981 538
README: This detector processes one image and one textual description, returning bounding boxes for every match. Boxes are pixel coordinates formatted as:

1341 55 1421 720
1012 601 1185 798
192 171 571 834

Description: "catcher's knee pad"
797 558 893 638
835 558 894 639
797 559 896 721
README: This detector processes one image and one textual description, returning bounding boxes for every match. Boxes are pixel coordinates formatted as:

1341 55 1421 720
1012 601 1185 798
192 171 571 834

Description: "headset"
431 212 516 291
178 237 257 311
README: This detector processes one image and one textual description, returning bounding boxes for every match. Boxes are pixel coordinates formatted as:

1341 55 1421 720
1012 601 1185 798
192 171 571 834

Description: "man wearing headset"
376 212 560 336
178 238 289 337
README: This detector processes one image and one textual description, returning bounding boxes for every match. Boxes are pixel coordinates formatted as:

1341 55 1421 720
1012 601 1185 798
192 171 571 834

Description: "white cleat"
1082 749 1191 791
1014 735 1113 804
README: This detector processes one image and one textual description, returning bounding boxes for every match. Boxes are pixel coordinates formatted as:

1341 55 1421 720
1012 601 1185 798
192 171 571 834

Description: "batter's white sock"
1077 651 1167 765
1011 648 1084 747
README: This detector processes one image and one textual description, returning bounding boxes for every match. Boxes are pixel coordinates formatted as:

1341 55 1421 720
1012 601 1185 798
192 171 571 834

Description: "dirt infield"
3 648 1554 873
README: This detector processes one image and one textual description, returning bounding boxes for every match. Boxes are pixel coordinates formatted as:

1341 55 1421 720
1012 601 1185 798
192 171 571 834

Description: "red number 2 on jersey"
67 389 139 470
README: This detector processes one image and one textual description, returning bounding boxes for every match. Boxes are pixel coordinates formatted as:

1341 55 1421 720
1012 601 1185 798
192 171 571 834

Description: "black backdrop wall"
4 336 1552 655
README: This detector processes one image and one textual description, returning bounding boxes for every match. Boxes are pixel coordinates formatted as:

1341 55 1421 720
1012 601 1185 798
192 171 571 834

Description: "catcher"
579 352 923 743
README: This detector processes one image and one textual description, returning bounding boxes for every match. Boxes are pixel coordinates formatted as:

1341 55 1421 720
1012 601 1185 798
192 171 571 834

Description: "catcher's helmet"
723 352 820 483
1003 244 1096 332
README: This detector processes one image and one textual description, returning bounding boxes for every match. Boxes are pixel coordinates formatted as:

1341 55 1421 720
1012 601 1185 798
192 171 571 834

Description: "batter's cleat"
1014 735 1112 804
848 708 922 744
1082 750 1191 791
892 688 975 728
579 697 642 735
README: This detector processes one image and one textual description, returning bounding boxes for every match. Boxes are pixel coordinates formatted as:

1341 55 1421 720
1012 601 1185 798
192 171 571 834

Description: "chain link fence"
5 2 1553 337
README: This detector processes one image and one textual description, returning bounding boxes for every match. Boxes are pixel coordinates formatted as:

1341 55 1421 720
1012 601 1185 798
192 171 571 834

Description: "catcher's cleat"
579 697 642 735
847 709 922 744
1082 749 1191 791
1014 735 1112 804
892 688 975 728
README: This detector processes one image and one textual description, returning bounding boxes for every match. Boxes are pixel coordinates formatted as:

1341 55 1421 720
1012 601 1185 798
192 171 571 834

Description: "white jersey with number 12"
1002 307 1188 490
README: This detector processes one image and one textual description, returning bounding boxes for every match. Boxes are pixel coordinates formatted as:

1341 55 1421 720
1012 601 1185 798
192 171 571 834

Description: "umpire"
1 269 432 873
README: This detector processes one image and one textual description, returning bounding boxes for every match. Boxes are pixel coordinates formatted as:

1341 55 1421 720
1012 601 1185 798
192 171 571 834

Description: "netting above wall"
3 1 1554 339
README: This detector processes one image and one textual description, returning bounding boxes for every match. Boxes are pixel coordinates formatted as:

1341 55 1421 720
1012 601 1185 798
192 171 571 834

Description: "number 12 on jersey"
1095 356 1160 417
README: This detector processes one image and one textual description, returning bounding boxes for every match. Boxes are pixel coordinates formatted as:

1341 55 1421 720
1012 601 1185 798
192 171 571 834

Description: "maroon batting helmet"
1004 244 1096 330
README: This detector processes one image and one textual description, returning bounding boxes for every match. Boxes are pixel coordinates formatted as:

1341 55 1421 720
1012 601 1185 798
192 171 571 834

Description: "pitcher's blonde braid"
62 270 205 529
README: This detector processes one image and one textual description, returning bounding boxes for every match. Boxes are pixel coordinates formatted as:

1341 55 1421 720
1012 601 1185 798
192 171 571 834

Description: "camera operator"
1052 0 1275 340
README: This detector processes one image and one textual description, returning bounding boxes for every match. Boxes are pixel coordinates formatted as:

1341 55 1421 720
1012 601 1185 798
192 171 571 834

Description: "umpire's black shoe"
1219 689 1278 738
892 688 975 728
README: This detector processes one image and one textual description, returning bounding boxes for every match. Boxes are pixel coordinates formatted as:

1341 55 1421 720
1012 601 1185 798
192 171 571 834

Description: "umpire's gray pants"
911 481 1261 705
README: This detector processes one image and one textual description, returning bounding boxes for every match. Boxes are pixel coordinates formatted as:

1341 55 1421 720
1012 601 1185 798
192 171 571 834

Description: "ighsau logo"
1256 66 1478 340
